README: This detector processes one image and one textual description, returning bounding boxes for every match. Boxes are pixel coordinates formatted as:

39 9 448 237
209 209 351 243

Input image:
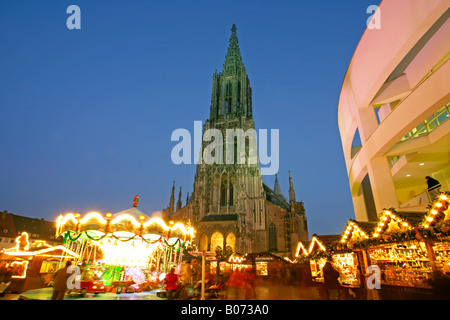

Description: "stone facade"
163 25 308 258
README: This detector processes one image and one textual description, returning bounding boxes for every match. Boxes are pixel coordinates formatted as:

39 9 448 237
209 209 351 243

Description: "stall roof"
295 234 341 257
373 209 427 237
340 220 377 245
423 192 450 229
1 232 78 259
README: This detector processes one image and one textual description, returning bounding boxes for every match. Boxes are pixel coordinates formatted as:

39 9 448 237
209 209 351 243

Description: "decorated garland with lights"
294 193 450 263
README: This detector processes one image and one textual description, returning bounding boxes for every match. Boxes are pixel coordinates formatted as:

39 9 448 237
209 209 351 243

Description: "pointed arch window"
211 232 224 251
226 233 236 252
269 223 277 252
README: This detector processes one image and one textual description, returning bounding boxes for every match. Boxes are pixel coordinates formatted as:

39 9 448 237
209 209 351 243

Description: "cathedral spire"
177 187 182 211
169 180 175 215
222 24 244 76
274 174 283 196
289 171 296 204
210 24 252 120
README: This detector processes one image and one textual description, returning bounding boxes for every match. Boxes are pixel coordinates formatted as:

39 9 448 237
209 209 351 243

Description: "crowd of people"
157 259 354 300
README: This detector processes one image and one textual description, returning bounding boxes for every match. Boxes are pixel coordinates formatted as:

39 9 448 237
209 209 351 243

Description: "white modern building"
338 0 450 221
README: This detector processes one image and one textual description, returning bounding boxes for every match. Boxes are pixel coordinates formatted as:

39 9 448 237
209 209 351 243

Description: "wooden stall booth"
0 232 78 293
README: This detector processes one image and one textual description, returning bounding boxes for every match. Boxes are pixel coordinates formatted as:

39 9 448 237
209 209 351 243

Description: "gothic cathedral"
162 25 308 258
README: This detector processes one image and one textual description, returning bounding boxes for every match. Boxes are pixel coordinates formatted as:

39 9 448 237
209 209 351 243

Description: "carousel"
55 205 195 293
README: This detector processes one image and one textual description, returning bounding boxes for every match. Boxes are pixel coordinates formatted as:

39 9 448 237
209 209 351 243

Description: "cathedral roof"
263 183 290 210
201 214 238 222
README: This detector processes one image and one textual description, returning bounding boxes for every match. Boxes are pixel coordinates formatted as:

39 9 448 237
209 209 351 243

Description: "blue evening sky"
0 0 380 236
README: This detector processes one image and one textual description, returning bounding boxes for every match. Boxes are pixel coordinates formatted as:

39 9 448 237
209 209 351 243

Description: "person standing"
322 259 342 300
51 260 73 300
163 267 179 300
426 176 441 200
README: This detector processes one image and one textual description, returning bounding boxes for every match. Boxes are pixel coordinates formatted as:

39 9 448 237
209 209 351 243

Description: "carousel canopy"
56 208 194 242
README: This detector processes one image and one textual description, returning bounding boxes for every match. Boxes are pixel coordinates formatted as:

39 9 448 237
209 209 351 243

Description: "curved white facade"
338 0 450 221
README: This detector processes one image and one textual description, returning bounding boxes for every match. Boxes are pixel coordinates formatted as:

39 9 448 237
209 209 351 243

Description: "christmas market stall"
336 221 377 289
420 192 450 274
417 192 450 296
55 207 195 293
366 210 431 291
209 251 289 278
304 235 341 282
0 231 79 293
304 232 372 300
344 208 437 299
209 252 253 277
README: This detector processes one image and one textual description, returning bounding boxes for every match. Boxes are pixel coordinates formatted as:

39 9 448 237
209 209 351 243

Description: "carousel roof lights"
56 210 195 239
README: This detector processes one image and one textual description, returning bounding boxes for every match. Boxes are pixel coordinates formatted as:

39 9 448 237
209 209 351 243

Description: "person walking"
51 260 73 300
163 267 179 300
426 176 441 200
322 259 343 300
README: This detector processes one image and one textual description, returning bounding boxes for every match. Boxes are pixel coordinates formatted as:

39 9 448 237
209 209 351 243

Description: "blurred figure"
163 267 179 300
322 259 343 300
52 260 72 300
244 268 257 300
226 269 245 300
180 262 191 284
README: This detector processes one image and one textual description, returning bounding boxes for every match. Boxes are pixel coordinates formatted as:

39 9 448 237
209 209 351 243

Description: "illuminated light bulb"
382 216 388 221
379 222 384 226
440 195 448 200
341 239 346 243
105 212 113 218
385 211 391 215
343 235 347 239
377 228 382 232
402 223 408 227
436 203 443 208
427 217 433 222
431 210 438 215
374 233 379 237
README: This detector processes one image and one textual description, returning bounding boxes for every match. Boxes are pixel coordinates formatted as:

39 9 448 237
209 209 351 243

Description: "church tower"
189 24 265 254
167 25 308 257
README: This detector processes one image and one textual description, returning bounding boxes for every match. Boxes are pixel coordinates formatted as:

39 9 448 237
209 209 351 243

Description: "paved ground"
0 283 321 301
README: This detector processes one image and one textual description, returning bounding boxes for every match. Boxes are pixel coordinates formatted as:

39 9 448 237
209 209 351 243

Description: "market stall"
365 209 432 291
55 208 195 292
0 231 79 293
336 221 377 289
419 192 450 278
209 253 252 276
